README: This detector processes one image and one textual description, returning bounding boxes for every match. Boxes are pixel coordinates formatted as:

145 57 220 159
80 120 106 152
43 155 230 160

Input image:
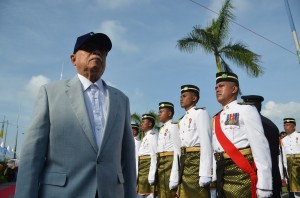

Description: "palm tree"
177 0 263 77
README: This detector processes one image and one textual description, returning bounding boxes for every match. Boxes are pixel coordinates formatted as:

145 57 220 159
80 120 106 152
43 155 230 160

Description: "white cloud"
97 20 139 53
261 101 300 130
134 88 143 98
20 75 50 101
96 0 138 9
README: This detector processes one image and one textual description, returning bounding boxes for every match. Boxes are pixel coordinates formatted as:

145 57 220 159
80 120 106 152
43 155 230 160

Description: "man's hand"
256 189 273 198
281 179 286 187
148 179 155 185
199 176 211 187
169 181 178 190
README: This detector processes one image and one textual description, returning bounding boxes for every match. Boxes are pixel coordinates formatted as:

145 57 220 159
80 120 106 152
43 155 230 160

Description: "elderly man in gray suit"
15 32 136 198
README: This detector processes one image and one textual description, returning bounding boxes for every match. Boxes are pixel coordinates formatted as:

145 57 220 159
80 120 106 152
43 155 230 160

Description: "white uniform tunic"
178 106 212 177
280 131 300 175
134 136 141 177
157 119 181 183
138 129 158 181
212 100 272 190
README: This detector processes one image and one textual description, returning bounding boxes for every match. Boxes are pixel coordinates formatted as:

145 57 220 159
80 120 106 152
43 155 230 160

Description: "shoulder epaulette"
171 121 178 124
213 110 222 118
178 115 184 121
195 107 205 110
150 131 155 135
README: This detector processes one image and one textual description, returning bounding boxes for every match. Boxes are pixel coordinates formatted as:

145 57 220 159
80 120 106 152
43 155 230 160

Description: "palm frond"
220 41 263 77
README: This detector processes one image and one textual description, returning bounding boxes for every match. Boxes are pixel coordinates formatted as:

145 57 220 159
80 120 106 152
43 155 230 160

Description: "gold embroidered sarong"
177 150 210 198
137 157 154 194
287 155 300 192
216 154 254 198
157 154 177 198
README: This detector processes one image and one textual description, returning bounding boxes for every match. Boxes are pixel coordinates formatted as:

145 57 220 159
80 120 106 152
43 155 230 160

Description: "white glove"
199 176 211 187
256 189 273 198
148 179 155 185
169 181 178 190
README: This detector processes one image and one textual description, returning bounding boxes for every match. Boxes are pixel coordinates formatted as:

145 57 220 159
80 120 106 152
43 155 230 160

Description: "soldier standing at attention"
213 72 272 198
241 95 281 198
132 123 142 179
156 102 181 198
280 118 300 198
137 114 158 198
177 84 212 198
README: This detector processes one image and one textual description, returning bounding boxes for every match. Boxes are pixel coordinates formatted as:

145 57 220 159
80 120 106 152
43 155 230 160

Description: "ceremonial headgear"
241 95 264 105
131 123 139 131
142 114 155 124
181 84 199 97
216 72 239 85
283 118 296 125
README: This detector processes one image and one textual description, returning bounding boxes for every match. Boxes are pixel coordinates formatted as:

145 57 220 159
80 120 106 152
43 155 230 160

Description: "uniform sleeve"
169 124 181 183
244 106 272 190
198 110 213 177
278 145 285 179
148 133 158 181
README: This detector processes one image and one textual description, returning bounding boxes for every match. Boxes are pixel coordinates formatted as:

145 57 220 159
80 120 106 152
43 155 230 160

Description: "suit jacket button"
97 160 100 164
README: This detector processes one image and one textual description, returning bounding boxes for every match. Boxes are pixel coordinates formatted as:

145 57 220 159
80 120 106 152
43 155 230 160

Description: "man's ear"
70 54 76 66
232 85 239 94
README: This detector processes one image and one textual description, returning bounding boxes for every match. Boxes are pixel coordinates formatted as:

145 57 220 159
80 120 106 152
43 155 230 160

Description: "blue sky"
0 0 300 157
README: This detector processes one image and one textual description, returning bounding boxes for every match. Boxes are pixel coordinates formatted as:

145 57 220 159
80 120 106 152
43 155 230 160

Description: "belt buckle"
291 154 295 158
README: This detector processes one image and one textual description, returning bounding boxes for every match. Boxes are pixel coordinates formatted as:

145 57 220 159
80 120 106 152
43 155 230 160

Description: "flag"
0 120 4 138
0 129 3 138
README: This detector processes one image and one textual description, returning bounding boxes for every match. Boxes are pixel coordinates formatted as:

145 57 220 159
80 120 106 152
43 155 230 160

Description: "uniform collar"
186 106 196 114
222 100 238 111
163 119 172 126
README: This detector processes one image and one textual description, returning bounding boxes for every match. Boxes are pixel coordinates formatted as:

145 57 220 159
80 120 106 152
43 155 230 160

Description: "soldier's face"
180 92 197 109
215 81 238 106
284 123 296 135
141 119 152 132
132 128 139 137
158 108 171 123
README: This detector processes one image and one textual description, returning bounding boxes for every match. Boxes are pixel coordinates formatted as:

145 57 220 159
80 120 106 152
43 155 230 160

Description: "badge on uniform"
225 113 239 125
188 118 192 128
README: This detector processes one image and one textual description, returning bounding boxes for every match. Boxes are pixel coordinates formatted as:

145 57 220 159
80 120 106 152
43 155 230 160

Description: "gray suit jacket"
15 76 136 198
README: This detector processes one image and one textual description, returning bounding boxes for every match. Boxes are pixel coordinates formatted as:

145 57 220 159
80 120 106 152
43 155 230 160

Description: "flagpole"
284 0 300 63
14 104 20 159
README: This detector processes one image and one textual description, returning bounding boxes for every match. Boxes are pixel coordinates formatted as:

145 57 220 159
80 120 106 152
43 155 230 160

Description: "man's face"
158 108 172 123
215 81 238 106
132 128 139 137
70 43 108 83
180 92 197 110
284 123 296 135
141 119 152 132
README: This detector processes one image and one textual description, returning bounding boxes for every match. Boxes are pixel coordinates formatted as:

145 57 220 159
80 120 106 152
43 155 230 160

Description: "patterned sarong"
137 157 154 195
177 151 210 198
287 156 300 192
157 154 177 198
216 154 254 198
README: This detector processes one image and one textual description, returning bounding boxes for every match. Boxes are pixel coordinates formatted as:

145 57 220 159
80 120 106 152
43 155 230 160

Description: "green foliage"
177 0 263 77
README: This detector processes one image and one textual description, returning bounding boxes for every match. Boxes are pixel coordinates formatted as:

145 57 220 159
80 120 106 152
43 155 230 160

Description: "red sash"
215 113 257 198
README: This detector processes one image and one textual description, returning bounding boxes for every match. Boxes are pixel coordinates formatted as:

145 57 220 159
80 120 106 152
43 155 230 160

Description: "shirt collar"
77 74 104 92
223 100 238 111
186 106 196 114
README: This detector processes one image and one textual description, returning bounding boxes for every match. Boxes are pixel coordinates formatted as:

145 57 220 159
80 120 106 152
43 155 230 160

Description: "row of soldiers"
131 72 300 198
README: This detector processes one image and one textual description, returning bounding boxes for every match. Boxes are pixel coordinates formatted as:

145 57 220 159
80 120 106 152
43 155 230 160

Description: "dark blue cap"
73 32 112 54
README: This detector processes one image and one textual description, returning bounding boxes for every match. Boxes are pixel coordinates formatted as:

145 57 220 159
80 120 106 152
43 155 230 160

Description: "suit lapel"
65 76 98 153
99 85 119 153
